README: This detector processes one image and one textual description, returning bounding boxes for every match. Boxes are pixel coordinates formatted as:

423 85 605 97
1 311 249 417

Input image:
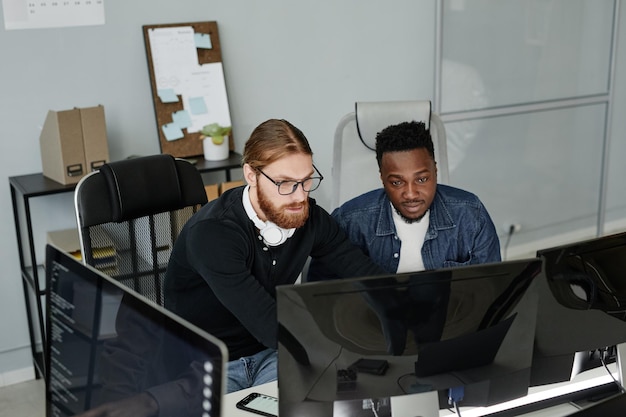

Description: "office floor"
0 378 45 417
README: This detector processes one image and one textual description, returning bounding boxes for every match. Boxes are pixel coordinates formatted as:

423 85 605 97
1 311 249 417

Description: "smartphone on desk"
235 392 278 417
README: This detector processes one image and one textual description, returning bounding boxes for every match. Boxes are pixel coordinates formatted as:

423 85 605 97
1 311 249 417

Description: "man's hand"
73 392 158 417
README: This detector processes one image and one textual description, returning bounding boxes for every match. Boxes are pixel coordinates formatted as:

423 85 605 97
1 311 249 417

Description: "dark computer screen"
45 244 228 417
277 258 542 416
533 231 626 386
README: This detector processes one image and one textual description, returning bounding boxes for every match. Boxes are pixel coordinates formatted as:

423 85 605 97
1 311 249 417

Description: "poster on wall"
2 0 105 30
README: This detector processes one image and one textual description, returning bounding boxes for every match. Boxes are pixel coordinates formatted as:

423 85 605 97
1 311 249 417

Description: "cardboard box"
219 180 245 194
47 227 117 264
47 228 82 260
205 184 219 201
40 105 109 185
203 180 243 200
80 106 110 172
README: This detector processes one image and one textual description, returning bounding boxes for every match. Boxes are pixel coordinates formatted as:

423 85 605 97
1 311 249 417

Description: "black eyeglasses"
256 165 324 195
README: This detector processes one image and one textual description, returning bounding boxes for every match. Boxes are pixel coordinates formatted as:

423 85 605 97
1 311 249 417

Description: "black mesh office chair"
74 154 208 305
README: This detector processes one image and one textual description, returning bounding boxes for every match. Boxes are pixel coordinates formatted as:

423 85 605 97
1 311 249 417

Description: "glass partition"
439 0 620 254
441 0 614 113
447 104 606 251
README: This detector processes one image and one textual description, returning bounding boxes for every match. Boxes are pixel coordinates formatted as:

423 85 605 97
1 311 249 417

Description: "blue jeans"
226 348 277 393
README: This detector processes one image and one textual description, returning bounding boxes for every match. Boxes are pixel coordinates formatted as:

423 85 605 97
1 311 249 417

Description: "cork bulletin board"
143 21 233 158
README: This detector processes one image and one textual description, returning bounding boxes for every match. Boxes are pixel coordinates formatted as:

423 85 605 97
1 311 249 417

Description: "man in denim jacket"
309 120 500 279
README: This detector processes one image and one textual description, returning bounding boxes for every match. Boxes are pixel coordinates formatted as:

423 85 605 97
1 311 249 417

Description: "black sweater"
164 186 384 359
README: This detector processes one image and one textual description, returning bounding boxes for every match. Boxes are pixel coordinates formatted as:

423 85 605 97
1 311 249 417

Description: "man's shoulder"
436 183 481 202
192 186 243 222
335 189 386 213
434 184 491 218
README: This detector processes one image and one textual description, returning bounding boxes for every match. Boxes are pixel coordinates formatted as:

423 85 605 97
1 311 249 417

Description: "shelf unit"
9 152 242 378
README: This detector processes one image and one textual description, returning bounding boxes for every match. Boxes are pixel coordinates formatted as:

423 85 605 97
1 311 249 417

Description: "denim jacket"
309 184 501 279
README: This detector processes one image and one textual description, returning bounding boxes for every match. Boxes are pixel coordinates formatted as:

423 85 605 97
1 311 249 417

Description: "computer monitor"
277 258 542 416
45 243 228 417
533 231 626 386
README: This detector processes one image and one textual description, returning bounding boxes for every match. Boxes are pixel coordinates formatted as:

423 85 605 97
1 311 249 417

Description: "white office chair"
330 100 449 211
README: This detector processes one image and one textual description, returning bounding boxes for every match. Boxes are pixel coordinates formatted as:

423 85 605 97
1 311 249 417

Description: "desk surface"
9 152 243 197
223 365 619 417
9 172 77 196
192 151 242 173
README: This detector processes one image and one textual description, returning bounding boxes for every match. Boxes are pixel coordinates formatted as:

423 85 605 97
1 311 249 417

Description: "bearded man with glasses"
163 118 385 394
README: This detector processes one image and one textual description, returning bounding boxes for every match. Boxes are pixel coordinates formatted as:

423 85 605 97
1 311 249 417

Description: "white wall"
0 0 435 378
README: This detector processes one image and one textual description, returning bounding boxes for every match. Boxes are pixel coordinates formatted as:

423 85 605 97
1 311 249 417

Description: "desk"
193 151 242 181
9 173 75 379
232 366 621 417
9 152 242 378
224 382 440 417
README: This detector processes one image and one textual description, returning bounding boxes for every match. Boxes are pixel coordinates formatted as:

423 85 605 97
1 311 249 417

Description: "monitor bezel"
277 257 543 415
44 243 228 417
532 231 626 386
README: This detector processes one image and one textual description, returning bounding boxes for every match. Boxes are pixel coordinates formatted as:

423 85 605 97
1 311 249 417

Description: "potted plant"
200 123 232 161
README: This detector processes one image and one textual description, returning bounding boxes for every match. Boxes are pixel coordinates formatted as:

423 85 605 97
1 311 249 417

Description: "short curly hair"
374 121 434 168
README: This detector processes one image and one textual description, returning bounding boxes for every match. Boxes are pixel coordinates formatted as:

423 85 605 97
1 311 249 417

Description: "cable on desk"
600 348 626 394
448 386 464 416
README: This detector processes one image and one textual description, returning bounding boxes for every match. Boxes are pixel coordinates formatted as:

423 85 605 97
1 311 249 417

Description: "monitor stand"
616 342 626 389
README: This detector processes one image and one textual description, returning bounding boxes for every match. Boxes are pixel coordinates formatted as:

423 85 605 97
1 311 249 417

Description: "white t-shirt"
392 203 430 274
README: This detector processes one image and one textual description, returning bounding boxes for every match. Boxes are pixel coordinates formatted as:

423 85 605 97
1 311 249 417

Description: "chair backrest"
330 100 449 210
74 154 208 305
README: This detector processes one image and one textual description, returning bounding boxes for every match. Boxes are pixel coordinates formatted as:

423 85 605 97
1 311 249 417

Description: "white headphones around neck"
242 186 295 246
